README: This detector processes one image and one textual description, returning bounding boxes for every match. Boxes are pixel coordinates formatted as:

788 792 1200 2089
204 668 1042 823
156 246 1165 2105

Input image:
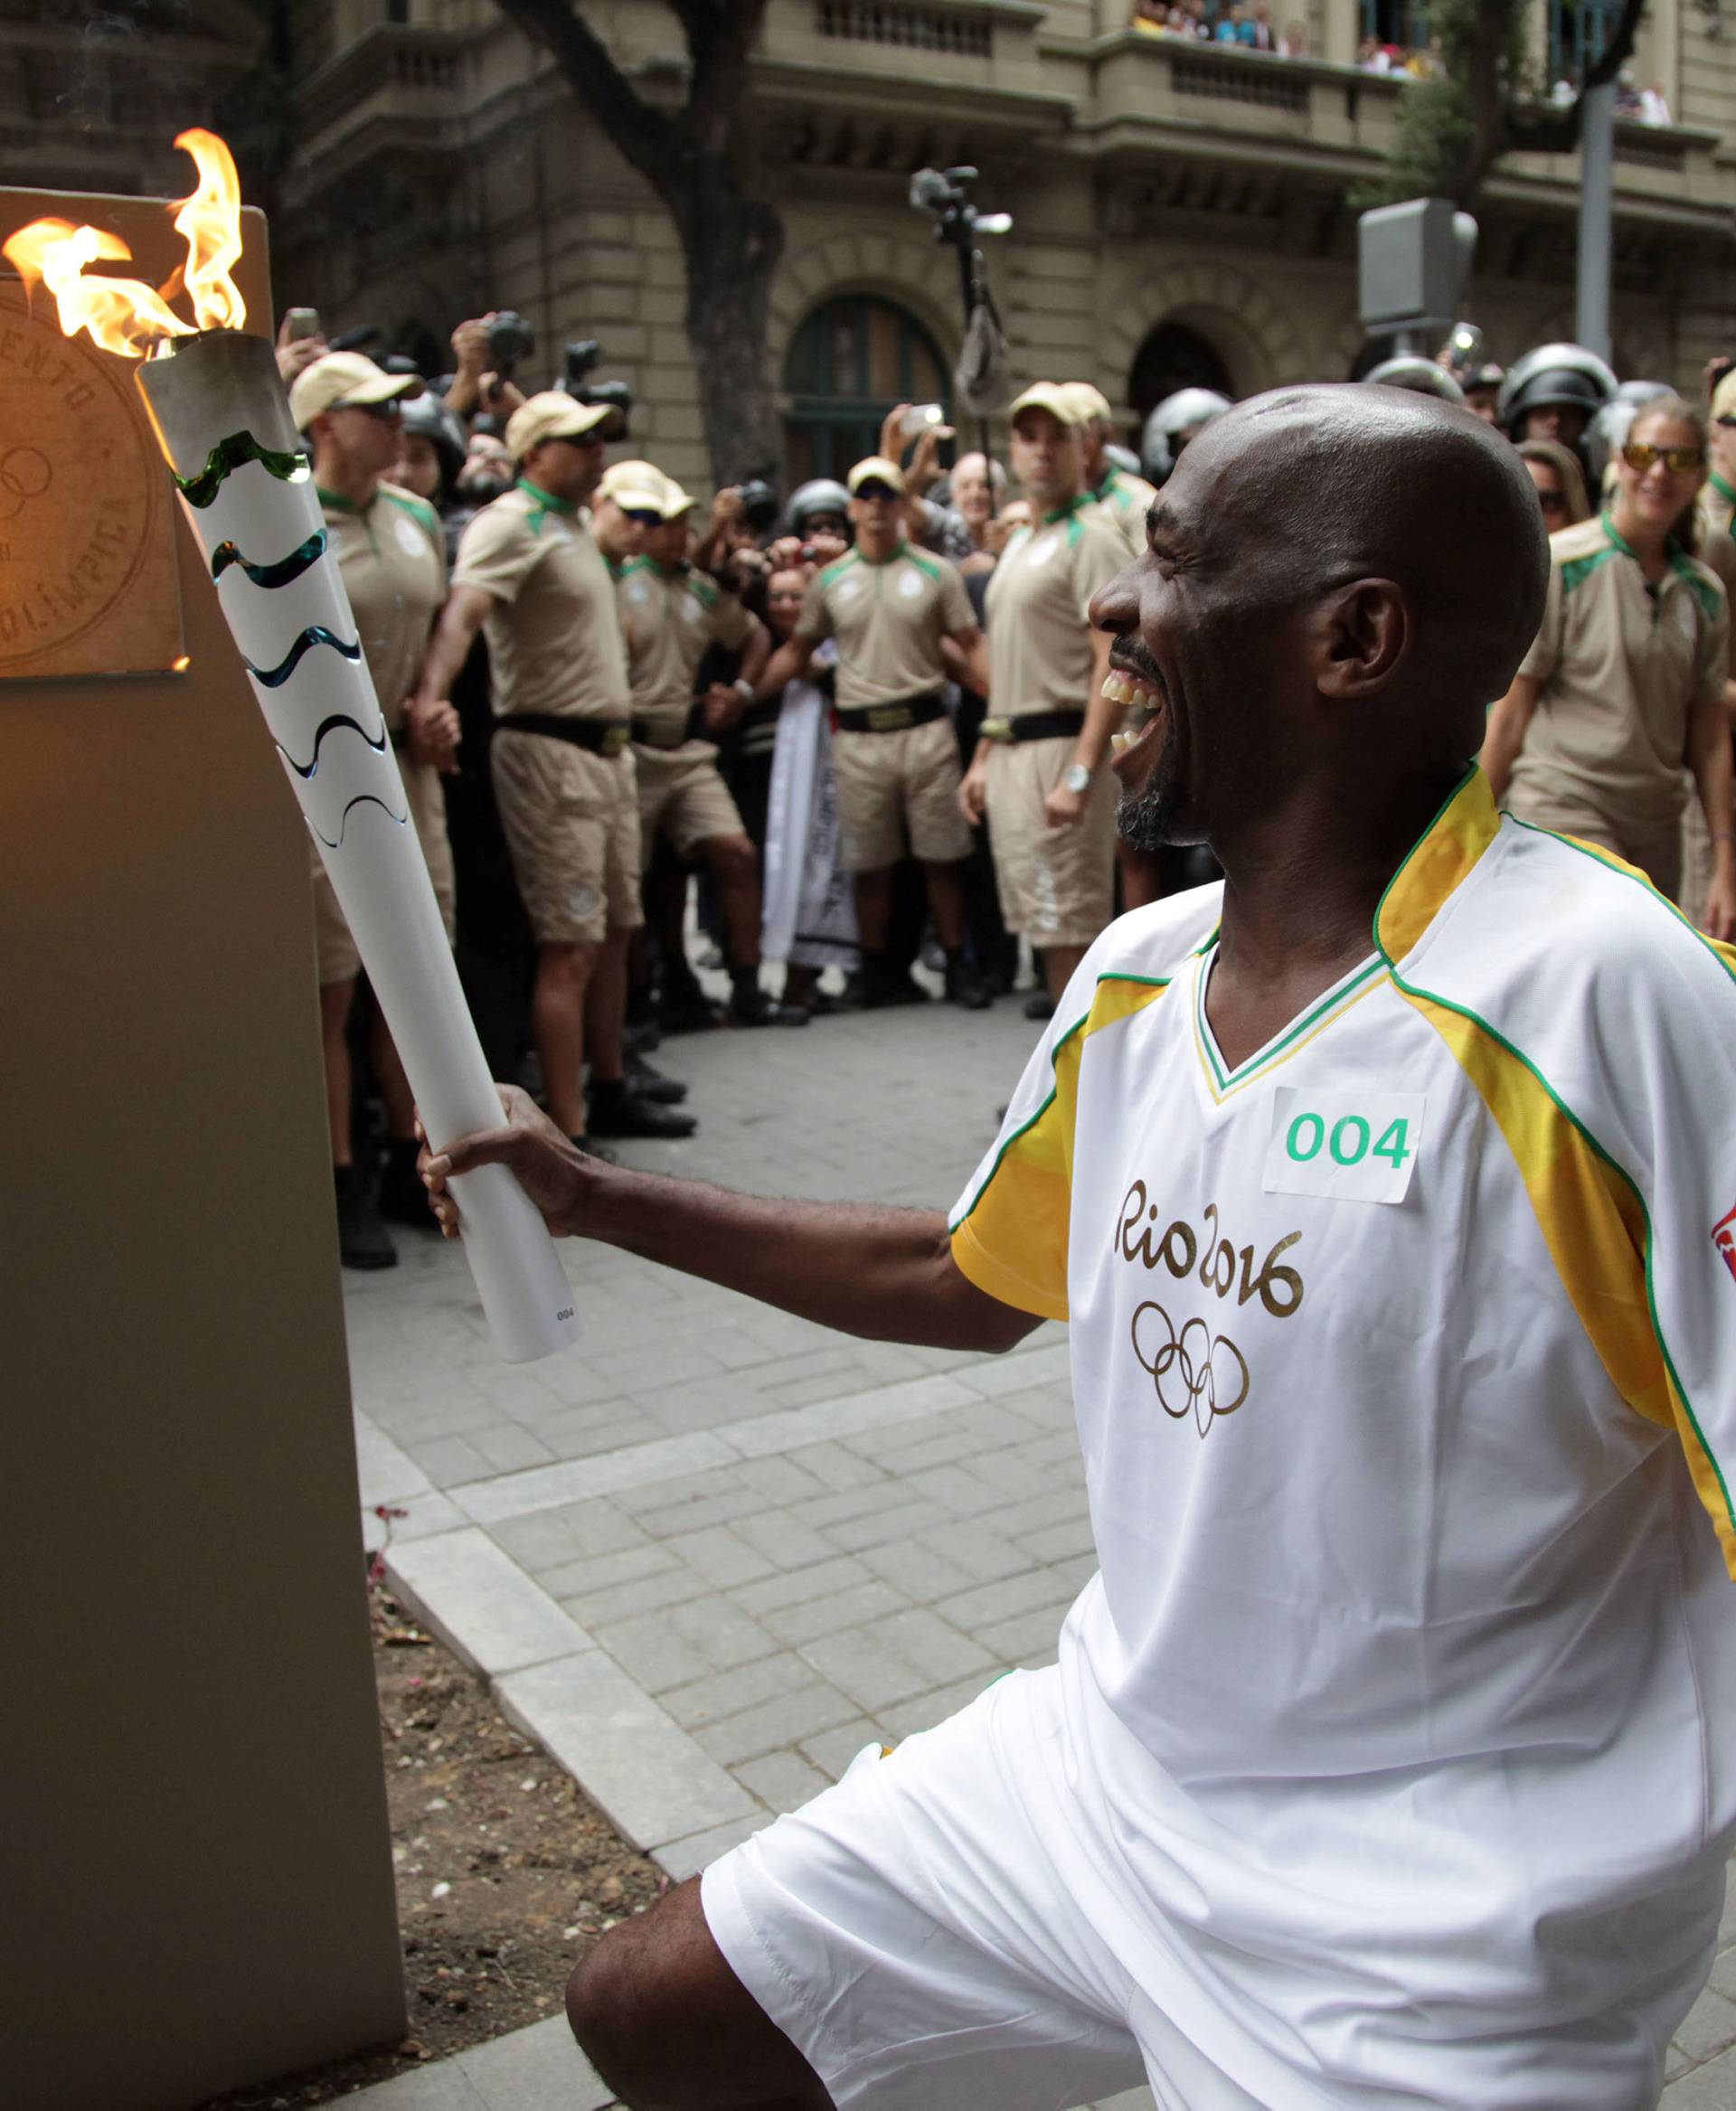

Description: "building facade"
12 0 1735 496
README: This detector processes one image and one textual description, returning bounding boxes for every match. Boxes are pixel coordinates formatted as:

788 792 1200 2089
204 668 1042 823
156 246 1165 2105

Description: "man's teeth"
1102 667 1163 713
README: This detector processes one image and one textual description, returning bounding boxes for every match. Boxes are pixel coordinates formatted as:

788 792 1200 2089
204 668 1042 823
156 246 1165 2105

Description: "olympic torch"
4 135 580 1364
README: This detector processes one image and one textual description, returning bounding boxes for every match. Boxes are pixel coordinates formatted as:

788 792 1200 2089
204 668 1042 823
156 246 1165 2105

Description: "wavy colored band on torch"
175 430 310 508
307 793 410 850
278 711 389 780
210 529 327 589
247 625 363 689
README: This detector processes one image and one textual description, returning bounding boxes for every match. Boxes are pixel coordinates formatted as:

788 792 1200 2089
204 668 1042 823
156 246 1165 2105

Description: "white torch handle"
139 342 580 1364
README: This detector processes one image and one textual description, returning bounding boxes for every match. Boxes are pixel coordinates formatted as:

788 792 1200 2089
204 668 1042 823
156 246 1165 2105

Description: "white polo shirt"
949 766 1736 2103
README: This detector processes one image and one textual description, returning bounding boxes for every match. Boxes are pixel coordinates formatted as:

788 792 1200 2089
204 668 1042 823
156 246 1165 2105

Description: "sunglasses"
1537 490 1567 513
1622 441 1703 474
624 510 664 527
1717 416 1736 430
332 398 404 423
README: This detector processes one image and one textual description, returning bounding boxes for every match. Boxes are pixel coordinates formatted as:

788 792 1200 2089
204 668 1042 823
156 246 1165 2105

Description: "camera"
563 338 635 427
737 478 779 532
486 309 536 378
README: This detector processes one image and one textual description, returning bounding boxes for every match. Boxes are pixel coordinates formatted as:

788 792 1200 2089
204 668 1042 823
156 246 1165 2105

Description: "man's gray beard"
1116 777 1172 853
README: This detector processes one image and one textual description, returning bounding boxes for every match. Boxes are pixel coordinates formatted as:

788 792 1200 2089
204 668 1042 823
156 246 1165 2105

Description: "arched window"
1127 322 1235 430
784 296 949 486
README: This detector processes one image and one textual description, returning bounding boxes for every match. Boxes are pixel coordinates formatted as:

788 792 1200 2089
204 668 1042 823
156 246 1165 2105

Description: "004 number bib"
1261 1087 1425 1205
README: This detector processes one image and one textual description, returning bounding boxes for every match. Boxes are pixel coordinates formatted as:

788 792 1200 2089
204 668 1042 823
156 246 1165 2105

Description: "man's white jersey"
949 765 1736 2105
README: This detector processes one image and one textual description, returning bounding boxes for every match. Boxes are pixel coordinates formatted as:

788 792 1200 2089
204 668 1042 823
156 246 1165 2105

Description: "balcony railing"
1169 51 1309 116
815 1 993 58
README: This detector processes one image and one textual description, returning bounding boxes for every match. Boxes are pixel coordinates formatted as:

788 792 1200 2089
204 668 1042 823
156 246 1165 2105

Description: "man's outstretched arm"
420 1086 1040 1354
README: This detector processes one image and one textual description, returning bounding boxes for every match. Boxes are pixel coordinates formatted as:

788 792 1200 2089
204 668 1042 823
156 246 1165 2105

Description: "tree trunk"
668 174 786 485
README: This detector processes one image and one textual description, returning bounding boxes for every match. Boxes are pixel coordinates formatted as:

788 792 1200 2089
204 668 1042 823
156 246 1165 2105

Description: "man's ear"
1307 579 1410 699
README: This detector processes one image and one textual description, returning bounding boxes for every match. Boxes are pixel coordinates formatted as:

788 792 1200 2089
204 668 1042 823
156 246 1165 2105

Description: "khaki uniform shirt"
319 480 444 730
617 556 754 738
450 480 629 721
984 495 1125 719
1092 464 1159 561
1514 512 1729 816
795 541 974 714
1699 470 1736 557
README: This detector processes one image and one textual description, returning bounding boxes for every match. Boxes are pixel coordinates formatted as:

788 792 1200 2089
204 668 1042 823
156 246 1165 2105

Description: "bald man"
423 388 1736 2111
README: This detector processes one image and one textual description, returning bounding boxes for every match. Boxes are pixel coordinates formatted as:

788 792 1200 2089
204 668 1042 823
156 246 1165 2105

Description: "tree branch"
489 0 675 182
1501 0 1648 157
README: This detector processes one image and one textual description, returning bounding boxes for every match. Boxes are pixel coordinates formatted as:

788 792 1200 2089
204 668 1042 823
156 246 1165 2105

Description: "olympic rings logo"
0 445 51 523
1131 1299 1250 1438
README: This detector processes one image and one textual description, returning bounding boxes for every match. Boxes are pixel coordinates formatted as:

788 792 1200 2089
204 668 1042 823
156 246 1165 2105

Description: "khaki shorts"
986 736 1117 947
833 716 972 873
635 740 746 868
489 727 643 946
1505 777 1684 902
314 751 455 987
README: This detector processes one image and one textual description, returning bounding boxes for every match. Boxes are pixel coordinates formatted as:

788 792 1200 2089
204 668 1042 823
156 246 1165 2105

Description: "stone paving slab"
345 987 1736 2104
388 1528 596 1678
340 2016 613 2110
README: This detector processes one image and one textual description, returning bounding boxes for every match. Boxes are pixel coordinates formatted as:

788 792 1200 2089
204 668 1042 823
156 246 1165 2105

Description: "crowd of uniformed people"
272 311 1736 1270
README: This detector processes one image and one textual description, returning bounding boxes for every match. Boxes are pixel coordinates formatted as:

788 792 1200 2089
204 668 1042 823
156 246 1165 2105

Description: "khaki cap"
505 391 621 461
659 483 698 520
1712 370 1736 425
847 456 905 495
598 458 670 511
289 350 422 431
1058 382 1115 427
1007 382 1087 429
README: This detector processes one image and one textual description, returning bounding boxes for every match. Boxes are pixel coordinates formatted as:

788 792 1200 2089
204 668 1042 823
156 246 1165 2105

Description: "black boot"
587 1076 698 1139
335 1162 396 1270
860 953 929 1009
729 966 810 1027
378 1137 434 1229
659 968 722 1034
627 1051 690 1103
944 951 993 1011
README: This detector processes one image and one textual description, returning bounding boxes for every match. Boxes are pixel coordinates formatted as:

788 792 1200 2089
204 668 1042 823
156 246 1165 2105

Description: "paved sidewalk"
347 986 1736 2108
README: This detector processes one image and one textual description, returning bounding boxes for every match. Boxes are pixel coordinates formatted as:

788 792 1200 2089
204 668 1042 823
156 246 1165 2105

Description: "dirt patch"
199 1575 665 2106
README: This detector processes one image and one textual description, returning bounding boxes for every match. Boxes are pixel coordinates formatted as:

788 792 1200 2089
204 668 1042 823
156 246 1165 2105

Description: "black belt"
979 709 1086 744
632 703 711 750
835 691 947 735
495 712 631 757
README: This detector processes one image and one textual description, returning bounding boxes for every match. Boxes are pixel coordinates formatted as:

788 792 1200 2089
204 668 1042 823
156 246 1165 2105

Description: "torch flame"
1 218 193 360
1 128 247 359
173 129 245 335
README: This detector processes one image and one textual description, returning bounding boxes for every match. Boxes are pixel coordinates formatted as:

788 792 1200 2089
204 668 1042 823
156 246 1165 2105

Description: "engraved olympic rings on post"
1130 1299 1250 1438
0 445 52 522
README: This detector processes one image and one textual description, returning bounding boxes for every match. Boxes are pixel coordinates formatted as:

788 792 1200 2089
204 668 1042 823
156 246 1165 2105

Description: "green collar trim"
1712 470 1736 510
1601 506 1684 568
855 538 909 568
517 476 575 514
316 485 367 514
1043 494 1090 524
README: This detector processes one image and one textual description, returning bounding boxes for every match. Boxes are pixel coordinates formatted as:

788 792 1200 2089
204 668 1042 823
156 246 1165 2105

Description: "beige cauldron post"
2 175 409 2108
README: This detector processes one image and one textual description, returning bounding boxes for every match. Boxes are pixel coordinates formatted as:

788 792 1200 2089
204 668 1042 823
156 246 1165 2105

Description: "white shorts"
701 1651 1711 2111
701 1665 1265 2111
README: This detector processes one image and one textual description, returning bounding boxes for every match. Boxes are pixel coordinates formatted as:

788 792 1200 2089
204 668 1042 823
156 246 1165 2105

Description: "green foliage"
1349 0 1539 209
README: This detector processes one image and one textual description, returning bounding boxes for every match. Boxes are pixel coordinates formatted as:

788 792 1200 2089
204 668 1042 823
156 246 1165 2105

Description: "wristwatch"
1062 763 1093 795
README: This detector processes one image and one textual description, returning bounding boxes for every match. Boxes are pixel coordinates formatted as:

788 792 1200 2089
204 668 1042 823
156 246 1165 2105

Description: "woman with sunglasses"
1516 438 1591 530
1482 397 1736 938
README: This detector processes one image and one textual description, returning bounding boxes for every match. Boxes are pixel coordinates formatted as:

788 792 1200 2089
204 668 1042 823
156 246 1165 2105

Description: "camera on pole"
909 166 1014 444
